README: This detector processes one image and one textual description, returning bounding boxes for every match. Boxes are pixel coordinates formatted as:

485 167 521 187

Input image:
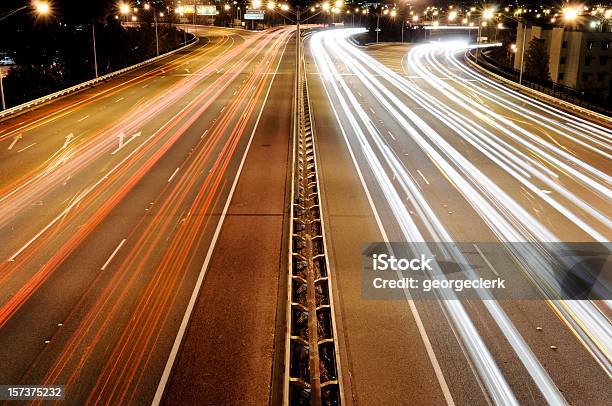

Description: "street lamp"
142 3 160 56
34 1 50 15
0 0 51 22
476 7 495 62
119 2 131 25
563 7 579 22
119 3 130 16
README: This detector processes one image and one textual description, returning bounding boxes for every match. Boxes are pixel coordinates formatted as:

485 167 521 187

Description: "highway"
0 21 610 406
306 29 611 405
0 26 294 405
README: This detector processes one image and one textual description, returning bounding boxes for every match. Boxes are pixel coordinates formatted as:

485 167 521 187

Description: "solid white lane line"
167 167 180 183
151 33 289 406
312 37 456 406
101 239 127 270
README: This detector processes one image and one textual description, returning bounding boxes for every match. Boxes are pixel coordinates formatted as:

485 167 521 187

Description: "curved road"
306 28 611 406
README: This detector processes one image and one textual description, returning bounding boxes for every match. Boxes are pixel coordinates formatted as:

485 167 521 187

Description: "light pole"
92 24 99 78
389 9 398 42
0 0 51 110
519 22 527 84
119 3 130 23
476 8 494 64
144 4 160 56
502 9 536 86
376 11 380 43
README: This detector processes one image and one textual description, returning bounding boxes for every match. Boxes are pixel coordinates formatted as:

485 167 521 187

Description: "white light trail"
311 27 612 401
328 30 612 375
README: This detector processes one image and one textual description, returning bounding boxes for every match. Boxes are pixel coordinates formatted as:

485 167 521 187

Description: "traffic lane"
320 38 610 404
336 70 607 244
363 43 611 172
0 29 277 262
308 65 533 406
0 29 293 405
0 26 251 140
162 38 293 406
0 28 294 326
411 46 611 184
349 43 610 242
304 50 484 406
0 28 244 191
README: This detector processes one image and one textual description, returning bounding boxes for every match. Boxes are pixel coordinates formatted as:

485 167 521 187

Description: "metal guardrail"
0 35 198 121
466 48 612 119
284 44 343 406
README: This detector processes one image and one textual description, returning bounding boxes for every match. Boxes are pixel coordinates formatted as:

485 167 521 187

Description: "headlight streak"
6 28 295 405
0 34 267 232
315 30 572 404
430 47 612 161
339 34 611 242
314 30 523 406
0 32 275 267
410 47 612 195
444 50 612 150
0 29 291 333
329 30 612 374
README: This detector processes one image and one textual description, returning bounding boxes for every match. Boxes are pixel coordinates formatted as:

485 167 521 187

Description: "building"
514 24 612 98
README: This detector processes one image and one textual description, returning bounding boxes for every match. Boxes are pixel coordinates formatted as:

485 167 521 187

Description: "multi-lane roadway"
306 28 611 405
0 26 294 405
0 23 610 406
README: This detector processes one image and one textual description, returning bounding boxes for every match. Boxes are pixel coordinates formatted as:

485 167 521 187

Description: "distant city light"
482 8 494 20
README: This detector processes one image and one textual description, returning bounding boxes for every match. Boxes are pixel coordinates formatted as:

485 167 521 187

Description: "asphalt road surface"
1 23 610 406
306 28 611 406
0 26 293 405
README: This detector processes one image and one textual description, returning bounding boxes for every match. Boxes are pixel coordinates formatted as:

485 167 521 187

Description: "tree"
524 38 551 82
